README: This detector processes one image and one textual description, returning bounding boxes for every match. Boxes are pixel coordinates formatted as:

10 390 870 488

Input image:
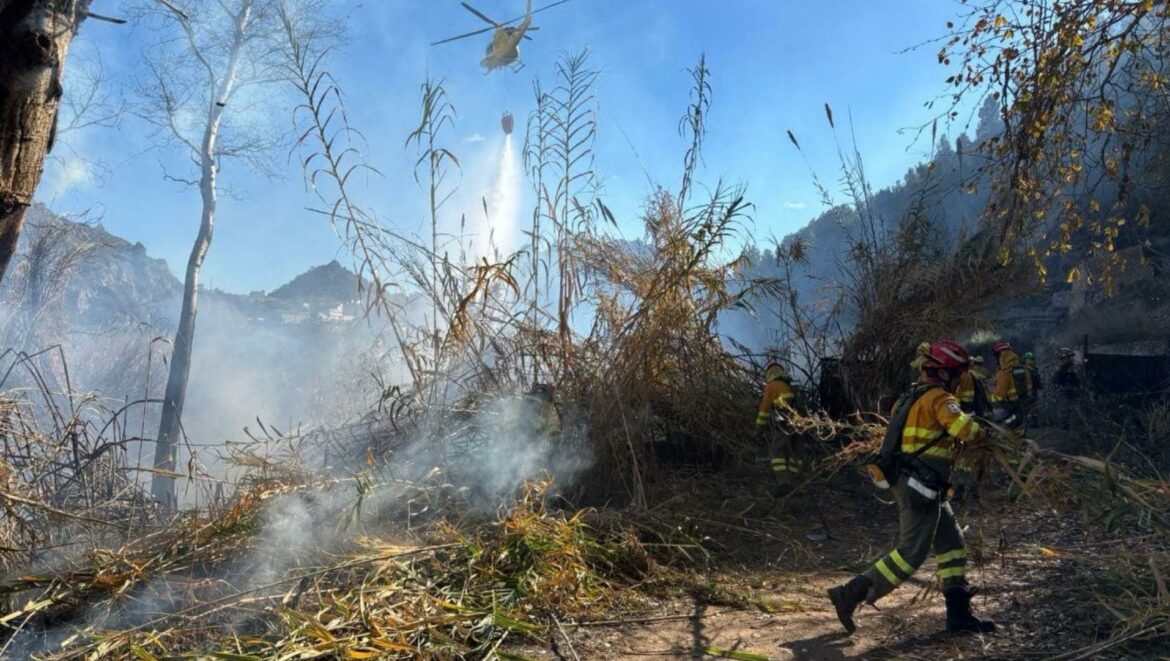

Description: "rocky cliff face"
1 205 364 336
0 206 381 445
3 205 182 332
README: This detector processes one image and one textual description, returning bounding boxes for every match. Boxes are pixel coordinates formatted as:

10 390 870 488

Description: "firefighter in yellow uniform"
956 370 977 413
956 355 990 416
756 362 800 488
953 355 988 499
990 341 1025 428
828 340 995 635
969 355 988 381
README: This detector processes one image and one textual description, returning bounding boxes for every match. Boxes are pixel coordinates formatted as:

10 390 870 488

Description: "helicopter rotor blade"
460 2 500 27
430 25 495 46
497 0 571 26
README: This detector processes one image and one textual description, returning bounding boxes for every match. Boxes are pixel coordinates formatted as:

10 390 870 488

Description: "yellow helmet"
910 341 931 369
764 361 789 382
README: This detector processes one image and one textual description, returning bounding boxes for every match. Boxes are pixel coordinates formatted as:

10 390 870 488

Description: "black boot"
827 575 871 634
944 586 996 633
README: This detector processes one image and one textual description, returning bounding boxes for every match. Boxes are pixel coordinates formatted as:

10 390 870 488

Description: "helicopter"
431 0 571 72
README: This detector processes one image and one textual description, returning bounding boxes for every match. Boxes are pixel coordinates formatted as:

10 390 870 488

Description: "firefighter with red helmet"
828 340 996 635
756 361 801 488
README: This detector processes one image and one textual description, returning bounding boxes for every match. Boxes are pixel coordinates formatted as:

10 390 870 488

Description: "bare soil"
504 429 1170 660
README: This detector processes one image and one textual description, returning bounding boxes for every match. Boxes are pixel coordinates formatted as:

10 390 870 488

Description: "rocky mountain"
3 205 182 331
270 260 363 303
729 102 1169 361
0 206 383 445
0 205 365 336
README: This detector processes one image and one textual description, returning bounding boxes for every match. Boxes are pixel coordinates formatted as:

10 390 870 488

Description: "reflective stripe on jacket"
900 386 981 463
756 379 794 426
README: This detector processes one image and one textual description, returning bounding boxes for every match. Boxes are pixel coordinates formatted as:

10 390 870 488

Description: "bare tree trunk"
0 0 92 285
150 152 216 509
151 1 251 509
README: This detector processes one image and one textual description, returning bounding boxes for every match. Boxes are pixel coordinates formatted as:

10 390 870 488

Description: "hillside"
4 205 182 330
270 259 363 302
3 3 1170 658
731 105 1170 367
0 205 366 338
0 206 381 446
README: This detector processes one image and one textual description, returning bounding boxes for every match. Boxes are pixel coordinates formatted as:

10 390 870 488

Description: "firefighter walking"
990 341 1028 429
756 361 801 489
827 340 996 635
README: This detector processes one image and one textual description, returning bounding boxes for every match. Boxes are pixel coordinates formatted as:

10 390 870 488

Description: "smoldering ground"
4 392 591 657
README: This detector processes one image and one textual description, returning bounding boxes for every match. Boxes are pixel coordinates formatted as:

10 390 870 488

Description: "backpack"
865 383 939 490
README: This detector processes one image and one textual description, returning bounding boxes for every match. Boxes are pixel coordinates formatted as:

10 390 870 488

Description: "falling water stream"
484 134 520 257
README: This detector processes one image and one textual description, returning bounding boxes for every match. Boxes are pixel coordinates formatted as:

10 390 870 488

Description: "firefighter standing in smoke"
990 341 1028 428
828 340 996 635
756 361 801 488
1023 352 1043 425
521 383 561 440
1052 348 1083 429
957 356 989 416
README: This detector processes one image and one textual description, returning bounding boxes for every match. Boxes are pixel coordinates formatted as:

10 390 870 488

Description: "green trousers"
768 431 803 485
860 475 968 602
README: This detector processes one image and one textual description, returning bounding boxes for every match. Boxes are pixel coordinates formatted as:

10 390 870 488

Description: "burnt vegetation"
0 1 1168 659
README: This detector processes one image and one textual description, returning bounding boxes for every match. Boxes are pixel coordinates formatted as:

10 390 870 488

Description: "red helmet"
921 340 971 371
993 341 1012 354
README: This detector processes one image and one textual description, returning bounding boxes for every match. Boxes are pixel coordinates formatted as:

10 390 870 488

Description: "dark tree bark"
0 0 92 285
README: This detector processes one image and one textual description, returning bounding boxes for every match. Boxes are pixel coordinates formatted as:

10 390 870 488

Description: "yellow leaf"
995 15 1007 28
1040 547 1060 558
130 646 160 661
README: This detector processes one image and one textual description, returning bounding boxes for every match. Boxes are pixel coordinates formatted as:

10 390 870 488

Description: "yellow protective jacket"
957 371 976 407
756 379 794 427
901 386 982 469
992 350 1021 403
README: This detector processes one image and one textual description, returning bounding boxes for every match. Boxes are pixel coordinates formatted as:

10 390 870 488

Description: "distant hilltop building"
319 303 355 323
280 310 308 325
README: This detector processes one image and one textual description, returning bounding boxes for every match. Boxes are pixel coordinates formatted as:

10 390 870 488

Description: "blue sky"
39 0 973 293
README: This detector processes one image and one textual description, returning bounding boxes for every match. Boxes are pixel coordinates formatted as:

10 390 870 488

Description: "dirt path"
505 455 1170 660
508 517 1068 660
545 569 994 660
